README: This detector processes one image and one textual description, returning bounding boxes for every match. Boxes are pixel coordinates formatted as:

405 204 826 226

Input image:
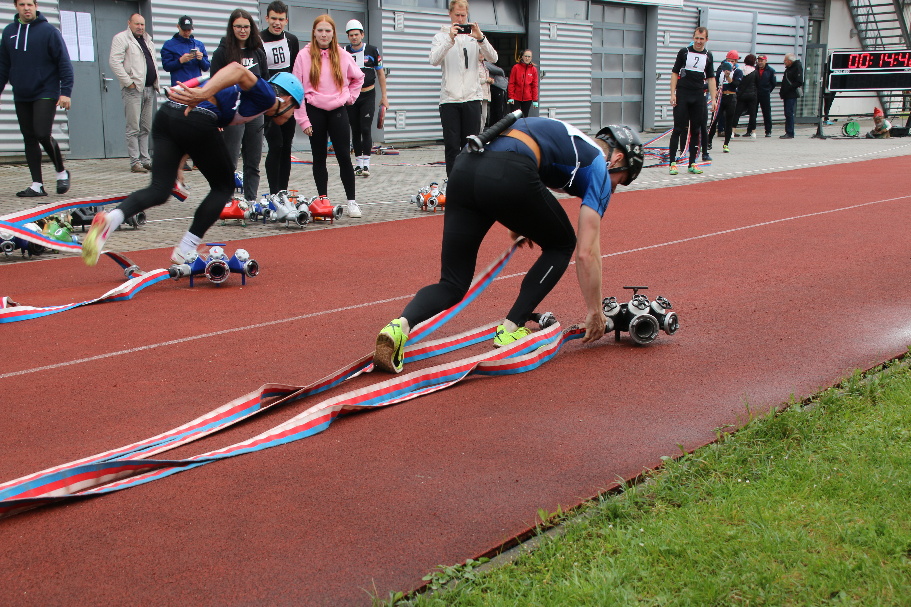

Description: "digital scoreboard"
828 50 911 91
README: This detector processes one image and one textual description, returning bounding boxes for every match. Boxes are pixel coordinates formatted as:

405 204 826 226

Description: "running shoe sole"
374 323 406 373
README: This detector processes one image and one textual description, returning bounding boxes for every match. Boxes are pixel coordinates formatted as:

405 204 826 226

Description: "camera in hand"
456 23 472 34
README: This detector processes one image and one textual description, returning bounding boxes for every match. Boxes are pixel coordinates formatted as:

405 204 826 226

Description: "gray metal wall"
0 0 817 158
0 0 255 158
653 0 812 129
379 8 593 142
149 0 259 78
379 8 456 143
538 20 592 128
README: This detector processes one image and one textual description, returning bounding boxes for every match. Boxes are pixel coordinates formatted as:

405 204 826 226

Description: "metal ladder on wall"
846 0 911 117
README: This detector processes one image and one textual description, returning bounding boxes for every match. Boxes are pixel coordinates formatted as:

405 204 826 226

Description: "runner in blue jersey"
373 118 644 373
82 62 304 266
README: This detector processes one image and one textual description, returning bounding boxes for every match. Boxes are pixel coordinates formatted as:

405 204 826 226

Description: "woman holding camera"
430 0 497 175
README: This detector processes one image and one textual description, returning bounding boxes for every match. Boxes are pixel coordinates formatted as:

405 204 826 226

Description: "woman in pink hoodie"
292 15 364 218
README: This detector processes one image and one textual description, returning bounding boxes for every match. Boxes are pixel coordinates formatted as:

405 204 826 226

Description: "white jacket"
109 29 159 90
430 25 497 104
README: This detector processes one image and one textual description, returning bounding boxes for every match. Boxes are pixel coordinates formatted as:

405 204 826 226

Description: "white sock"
348 199 357 206
178 232 201 254
356 156 364 168
30 182 43 192
107 209 126 231
56 170 68 180
363 156 370 168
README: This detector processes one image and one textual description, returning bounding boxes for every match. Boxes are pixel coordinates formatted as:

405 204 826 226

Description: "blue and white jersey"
196 78 276 127
486 117 612 216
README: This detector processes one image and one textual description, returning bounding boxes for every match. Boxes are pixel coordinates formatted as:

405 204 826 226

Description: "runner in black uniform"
345 19 389 177
668 27 716 175
373 119 644 374
81 63 304 266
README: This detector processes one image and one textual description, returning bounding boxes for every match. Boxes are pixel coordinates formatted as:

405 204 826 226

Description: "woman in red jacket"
507 49 538 117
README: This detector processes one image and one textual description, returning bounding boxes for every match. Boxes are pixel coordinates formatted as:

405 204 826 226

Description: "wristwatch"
478 35 486 43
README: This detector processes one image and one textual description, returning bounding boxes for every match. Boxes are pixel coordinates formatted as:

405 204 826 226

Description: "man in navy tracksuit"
160 15 210 87
0 0 73 197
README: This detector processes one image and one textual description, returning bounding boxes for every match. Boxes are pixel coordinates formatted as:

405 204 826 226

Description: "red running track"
1 157 910 605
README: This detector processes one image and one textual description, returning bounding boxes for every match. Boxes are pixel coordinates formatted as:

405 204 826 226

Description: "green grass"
380 356 911 606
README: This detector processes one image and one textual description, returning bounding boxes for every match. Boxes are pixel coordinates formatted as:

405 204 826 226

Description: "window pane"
494 0 524 28
603 54 622 71
625 29 644 49
469 0 496 25
603 5 624 23
623 78 642 95
603 78 622 94
625 7 645 25
623 53 643 71
603 29 623 47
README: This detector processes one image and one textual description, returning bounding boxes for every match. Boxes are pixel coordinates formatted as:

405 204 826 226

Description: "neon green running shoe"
723 144 730 153
81 211 112 266
668 163 678 175
493 325 531 348
688 163 703 174
374 319 407 373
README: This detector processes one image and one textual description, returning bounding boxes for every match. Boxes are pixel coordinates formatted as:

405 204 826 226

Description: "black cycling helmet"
595 124 644 186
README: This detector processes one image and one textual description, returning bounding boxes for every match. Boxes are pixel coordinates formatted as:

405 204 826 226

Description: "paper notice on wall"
59 11 94 62
60 11 78 60
76 12 94 62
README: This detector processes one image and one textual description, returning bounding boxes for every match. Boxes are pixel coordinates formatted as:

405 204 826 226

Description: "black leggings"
15 99 65 183
117 105 234 238
306 102 356 200
439 100 481 176
346 87 376 157
509 99 533 118
402 151 576 328
669 89 704 166
708 94 737 145
264 116 296 193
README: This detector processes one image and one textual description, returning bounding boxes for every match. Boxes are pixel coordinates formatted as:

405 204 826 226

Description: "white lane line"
4 194 909 380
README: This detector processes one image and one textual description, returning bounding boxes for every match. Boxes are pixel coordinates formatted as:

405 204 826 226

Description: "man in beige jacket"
109 13 159 173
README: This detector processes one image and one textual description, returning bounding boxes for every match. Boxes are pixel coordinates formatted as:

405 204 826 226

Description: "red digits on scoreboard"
849 53 872 68
849 51 911 69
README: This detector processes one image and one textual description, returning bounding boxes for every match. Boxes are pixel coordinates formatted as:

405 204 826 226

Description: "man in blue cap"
160 16 209 87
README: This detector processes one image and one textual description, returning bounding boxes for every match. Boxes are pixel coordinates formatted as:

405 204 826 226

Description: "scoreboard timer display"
828 50 911 91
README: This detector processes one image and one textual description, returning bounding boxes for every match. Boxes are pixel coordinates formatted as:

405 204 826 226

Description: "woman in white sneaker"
292 15 364 218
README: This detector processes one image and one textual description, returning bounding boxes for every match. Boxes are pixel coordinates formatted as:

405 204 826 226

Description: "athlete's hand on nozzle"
581 309 607 343
168 82 207 112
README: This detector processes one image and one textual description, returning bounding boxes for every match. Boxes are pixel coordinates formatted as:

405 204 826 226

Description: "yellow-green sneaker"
374 319 407 373
688 163 703 174
81 211 112 266
493 325 531 348
668 162 678 175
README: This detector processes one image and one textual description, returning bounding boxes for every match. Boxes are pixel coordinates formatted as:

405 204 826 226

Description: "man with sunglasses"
82 63 304 267
373 119 644 374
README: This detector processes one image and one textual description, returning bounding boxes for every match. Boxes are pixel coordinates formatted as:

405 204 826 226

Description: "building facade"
0 0 832 159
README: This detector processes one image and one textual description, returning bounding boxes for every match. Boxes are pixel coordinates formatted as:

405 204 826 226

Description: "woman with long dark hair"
210 9 267 204
292 15 364 218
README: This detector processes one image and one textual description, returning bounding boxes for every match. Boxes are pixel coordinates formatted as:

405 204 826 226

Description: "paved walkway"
2 124 909 263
